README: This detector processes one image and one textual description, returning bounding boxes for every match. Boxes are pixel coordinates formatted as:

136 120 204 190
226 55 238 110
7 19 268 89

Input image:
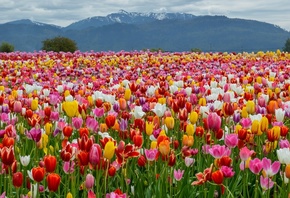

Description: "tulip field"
1 50 290 197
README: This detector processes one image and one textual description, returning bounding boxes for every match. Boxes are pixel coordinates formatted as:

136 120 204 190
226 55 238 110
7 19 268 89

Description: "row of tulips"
0 50 290 197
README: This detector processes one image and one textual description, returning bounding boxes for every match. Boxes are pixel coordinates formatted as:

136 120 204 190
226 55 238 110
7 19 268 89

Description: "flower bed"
0 50 290 197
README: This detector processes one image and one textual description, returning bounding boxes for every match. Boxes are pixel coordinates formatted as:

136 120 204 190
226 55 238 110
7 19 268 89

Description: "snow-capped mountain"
65 9 196 30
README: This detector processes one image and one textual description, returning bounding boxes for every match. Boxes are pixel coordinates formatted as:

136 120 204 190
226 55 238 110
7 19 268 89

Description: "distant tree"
42 36 78 52
0 42 14 52
283 38 290 52
191 48 202 53
149 48 164 52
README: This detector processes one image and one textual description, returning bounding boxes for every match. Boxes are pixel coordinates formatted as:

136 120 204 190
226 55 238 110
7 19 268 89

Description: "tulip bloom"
1 146 15 166
207 112 221 132
62 100 78 117
174 169 185 181
224 134 238 148
211 170 224 185
145 121 154 136
260 175 274 191
44 155 57 172
262 157 280 177
208 144 231 159
249 158 263 174
189 111 198 124
32 166 45 182
13 172 23 188
47 173 61 192
31 99 39 111
105 114 116 128
164 116 174 130
158 139 170 156
277 148 290 164
144 149 158 161
89 143 102 166
85 173 95 189
104 140 116 160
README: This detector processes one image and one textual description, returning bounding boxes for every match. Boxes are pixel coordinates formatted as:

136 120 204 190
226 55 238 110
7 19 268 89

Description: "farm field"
1 50 290 197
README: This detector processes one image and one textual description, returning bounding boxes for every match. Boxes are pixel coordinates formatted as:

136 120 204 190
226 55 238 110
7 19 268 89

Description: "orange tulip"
267 100 279 114
158 139 170 156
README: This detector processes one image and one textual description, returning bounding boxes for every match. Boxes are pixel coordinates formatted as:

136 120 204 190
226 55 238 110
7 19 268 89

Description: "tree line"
1 37 290 53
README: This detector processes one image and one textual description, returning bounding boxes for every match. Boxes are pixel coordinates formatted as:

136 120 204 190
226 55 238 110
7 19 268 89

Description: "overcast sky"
0 0 289 31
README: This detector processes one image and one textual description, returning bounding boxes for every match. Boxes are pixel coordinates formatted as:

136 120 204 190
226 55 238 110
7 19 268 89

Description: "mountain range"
0 10 289 52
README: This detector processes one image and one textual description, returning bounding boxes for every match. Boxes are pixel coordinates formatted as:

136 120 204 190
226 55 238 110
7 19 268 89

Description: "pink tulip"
279 139 290 149
85 173 95 189
208 144 231 159
220 166 235 178
184 157 195 167
89 144 102 166
13 101 22 113
240 118 252 129
93 107 105 117
88 190 96 198
260 176 274 190
174 169 185 181
239 146 254 161
72 117 83 129
224 134 238 148
262 157 280 177
86 117 98 132
144 149 158 161
207 112 221 132
249 158 263 174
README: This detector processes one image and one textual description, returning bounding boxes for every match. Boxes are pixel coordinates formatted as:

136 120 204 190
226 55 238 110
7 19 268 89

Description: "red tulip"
1 146 15 166
63 126 73 138
32 166 45 182
133 134 143 147
44 155 57 172
78 150 89 166
137 155 146 167
105 114 116 128
13 172 23 188
47 173 61 192
212 170 224 185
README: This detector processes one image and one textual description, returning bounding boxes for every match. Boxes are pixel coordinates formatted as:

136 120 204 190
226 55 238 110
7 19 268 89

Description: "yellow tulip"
241 107 248 118
251 120 260 134
145 121 154 136
64 90 70 97
164 116 175 130
66 192 73 198
87 95 94 106
158 97 166 104
62 100 78 117
124 88 131 101
151 141 157 149
235 124 242 134
186 123 195 136
104 141 115 160
44 122 52 135
260 116 269 132
31 99 39 111
246 100 255 114
189 111 198 124
198 97 206 106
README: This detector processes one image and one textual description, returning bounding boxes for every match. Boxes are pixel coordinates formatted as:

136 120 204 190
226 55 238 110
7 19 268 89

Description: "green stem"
254 175 258 198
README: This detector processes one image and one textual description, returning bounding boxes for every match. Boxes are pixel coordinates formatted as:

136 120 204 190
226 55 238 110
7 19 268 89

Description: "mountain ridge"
0 10 289 52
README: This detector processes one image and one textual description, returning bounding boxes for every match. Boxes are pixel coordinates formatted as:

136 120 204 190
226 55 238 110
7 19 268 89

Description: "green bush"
283 38 290 52
0 42 14 52
42 36 78 52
